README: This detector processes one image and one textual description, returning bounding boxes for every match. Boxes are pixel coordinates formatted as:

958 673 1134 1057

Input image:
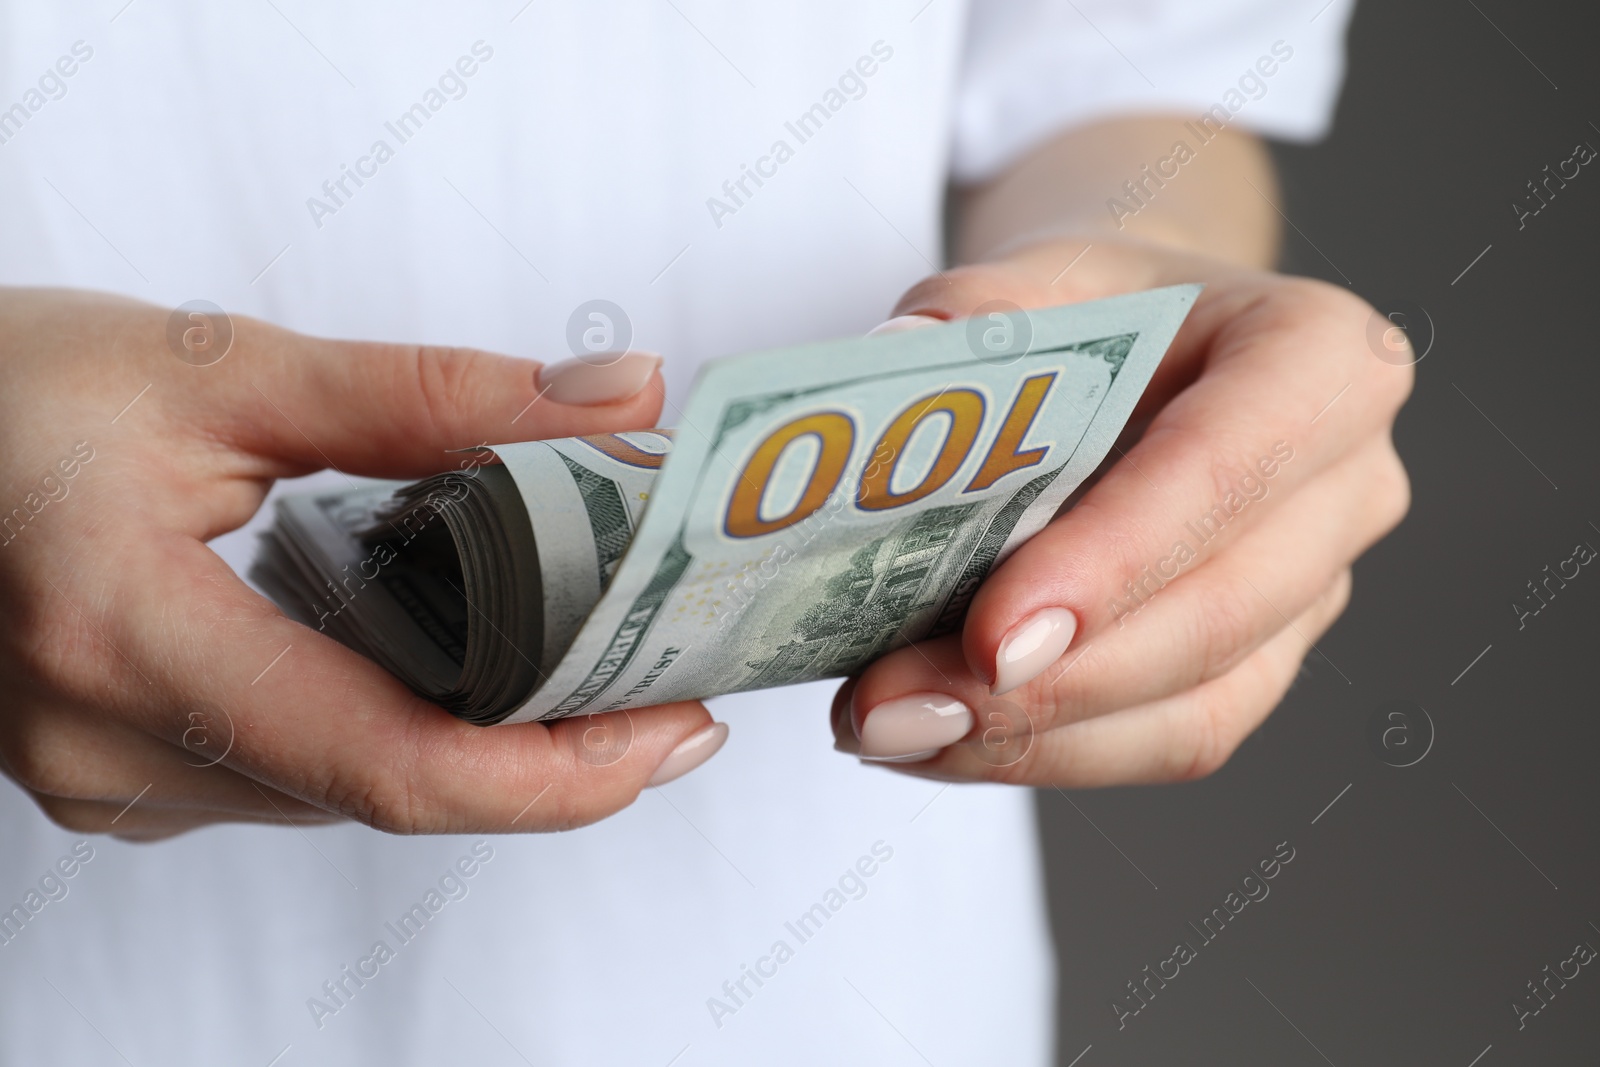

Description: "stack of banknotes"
252 285 1198 724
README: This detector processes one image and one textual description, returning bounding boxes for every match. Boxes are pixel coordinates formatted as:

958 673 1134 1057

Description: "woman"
0 1 1405 1062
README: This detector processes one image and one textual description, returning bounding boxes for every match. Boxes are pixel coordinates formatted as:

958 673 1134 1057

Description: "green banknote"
254 286 1199 724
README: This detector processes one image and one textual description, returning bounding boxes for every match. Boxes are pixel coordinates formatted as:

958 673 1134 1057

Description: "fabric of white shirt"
0 2 1351 1063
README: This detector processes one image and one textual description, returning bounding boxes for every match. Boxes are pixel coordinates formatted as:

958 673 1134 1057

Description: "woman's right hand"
0 287 722 841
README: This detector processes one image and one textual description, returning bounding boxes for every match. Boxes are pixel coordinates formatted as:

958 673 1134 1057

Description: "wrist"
951 121 1283 271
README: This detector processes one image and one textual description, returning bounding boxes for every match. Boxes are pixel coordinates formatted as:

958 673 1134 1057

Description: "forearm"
952 115 1282 269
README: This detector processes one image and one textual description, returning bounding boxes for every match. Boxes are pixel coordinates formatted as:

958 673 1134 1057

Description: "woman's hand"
834 236 1413 785
0 288 722 841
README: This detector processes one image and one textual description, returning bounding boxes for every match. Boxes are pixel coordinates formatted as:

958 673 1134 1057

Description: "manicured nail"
857 694 972 760
866 314 943 337
538 351 661 405
649 722 728 786
992 607 1077 695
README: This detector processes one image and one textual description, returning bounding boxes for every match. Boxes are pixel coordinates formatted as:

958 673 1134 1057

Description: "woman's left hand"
833 235 1413 786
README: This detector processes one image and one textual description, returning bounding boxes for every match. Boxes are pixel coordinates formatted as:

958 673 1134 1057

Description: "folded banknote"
253 286 1199 723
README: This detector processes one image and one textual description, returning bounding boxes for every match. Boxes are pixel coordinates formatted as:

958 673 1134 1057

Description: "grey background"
1036 0 1600 1063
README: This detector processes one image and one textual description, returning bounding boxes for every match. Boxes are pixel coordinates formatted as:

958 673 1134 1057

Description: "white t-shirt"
0 3 1351 1063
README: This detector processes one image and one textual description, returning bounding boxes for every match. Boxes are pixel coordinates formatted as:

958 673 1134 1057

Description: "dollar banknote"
253 285 1200 724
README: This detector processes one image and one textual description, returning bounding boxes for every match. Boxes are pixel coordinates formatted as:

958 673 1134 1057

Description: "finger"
842 438 1398 751
0 705 335 821
885 249 1224 424
900 568 1352 788
896 241 1412 447
891 259 1062 322
29 794 341 840
886 249 1201 416
959 277 1408 692
72 534 724 834
839 633 970 761
830 677 861 755
1016 437 1406 725
168 313 667 479
888 237 1235 319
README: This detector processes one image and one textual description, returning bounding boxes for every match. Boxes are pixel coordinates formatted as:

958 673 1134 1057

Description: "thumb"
888 239 1185 323
888 260 1061 323
189 316 664 479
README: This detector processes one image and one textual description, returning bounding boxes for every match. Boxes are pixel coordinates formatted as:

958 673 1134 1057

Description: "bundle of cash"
253 286 1199 724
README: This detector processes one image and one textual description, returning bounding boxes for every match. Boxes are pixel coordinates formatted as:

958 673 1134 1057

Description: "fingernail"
538 351 661 405
649 721 728 786
992 607 1077 695
866 314 944 337
857 693 972 760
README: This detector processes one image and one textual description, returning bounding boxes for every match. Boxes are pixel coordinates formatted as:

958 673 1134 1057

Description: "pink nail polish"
857 694 972 760
866 314 944 337
992 607 1076 695
649 722 728 786
538 351 661 406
